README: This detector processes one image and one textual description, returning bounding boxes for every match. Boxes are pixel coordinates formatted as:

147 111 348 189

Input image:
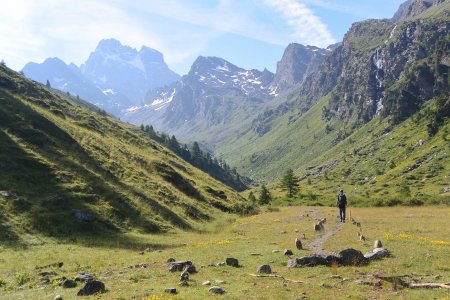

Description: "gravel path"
305 212 344 256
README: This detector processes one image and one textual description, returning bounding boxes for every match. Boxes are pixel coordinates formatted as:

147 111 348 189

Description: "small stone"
38 271 57 276
374 240 383 248
284 249 293 256
342 278 350 282
179 281 189 286
202 280 211 286
209 286 225 294
257 265 272 274
294 229 299 232
330 275 341 279
225 257 239 267
180 271 189 282
295 238 302 250
215 279 226 284
76 280 106 296
216 262 225 267
54 295 63 300
164 288 177 294
167 258 175 263
281 230 287 234
272 250 280 253
314 223 322 231
251 253 262 256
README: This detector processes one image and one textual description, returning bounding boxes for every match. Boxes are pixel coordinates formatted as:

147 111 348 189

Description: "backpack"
338 193 347 206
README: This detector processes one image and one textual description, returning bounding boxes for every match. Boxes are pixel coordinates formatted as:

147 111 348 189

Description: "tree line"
140 124 248 191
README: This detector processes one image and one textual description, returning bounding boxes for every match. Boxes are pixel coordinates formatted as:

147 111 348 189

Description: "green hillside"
0 64 246 245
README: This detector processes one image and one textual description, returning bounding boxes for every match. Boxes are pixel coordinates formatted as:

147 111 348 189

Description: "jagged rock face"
249 0 448 135
124 56 275 139
81 38 180 105
269 43 327 95
391 0 445 22
327 16 449 123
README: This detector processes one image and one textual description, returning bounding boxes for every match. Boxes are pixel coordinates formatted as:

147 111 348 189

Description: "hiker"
337 189 347 223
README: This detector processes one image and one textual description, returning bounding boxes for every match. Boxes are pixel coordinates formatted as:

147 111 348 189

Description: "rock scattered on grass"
225 257 239 267
272 250 280 253
215 279 226 284
167 258 175 263
59 278 77 288
76 280 105 296
54 295 63 300
374 240 382 248
209 286 225 294
180 271 189 282
257 265 272 274
164 288 177 294
168 260 193 272
202 280 211 286
284 249 293 256
295 238 302 250
75 272 94 282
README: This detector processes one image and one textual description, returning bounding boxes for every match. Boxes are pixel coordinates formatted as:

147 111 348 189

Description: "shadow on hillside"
0 90 193 248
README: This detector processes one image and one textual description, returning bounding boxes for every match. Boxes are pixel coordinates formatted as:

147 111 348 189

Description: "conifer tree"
258 184 272 205
281 168 299 198
248 191 256 203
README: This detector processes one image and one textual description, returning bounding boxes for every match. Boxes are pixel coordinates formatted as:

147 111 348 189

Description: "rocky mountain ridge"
22 39 180 116
124 45 326 142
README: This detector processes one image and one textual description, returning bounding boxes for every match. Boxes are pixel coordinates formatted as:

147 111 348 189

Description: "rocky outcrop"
269 44 327 94
391 0 446 22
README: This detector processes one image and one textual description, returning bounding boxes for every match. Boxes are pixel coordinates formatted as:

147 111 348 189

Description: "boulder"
76 280 105 296
0 191 11 197
284 249 293 256
59 278 77 288
209 286 225 294
184 264 197 274
374 240 383 248
338 248 369 266
314 223 323 231
168 260 192 272
71 209 94 222
294 255 328 267
295 238 302 250
164 288 177 294
225 257 239 267
257 264 272 274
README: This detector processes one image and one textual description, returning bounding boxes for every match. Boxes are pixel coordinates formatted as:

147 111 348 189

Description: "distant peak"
95 38 135 54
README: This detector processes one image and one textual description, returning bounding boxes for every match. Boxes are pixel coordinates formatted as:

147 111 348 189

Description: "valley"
0 0 449 299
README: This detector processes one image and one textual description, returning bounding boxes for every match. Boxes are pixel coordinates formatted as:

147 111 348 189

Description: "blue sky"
0 0 405 75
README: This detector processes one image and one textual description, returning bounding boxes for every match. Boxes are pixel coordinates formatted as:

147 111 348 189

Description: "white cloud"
259 0 336 47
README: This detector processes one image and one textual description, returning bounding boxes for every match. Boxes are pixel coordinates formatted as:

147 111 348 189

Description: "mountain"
81 38 180 105
124 44 327 143
213 0 449 183
22 57 130 116
124 56 276 143
22 39 180 116
0 62 246 242
391 0 446 22
269 43 327 95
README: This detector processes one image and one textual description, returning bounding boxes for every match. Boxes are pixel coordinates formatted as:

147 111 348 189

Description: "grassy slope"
0 206 449 299
0 64 245 245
